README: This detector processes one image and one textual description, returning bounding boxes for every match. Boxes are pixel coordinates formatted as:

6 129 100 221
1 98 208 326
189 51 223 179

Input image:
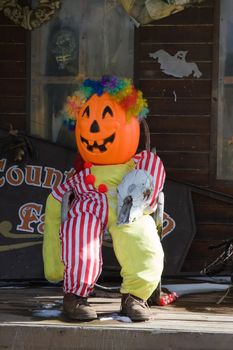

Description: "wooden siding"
135 1 214 187
135 0 233 274
183 191 233 272
0 12 28 131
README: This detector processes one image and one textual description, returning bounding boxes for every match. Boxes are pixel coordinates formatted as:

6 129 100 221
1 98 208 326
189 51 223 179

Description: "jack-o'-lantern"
76 93 140 165
64 76 149 165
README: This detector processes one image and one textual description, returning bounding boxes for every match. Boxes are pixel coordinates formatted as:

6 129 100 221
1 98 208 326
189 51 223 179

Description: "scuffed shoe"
63 293 97 321
121 293 151 321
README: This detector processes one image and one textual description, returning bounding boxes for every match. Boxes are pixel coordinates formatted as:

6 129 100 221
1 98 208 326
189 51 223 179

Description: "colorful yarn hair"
63 76 149 129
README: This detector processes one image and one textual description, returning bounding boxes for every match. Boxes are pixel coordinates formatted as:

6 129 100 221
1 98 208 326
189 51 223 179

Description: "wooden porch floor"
0 281 233 350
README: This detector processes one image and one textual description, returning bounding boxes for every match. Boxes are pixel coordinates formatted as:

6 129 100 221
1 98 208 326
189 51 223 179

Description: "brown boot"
121 293 151 321
63 293 97 321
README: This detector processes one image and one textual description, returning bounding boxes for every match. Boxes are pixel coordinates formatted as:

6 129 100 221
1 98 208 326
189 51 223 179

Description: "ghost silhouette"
149 49 202 78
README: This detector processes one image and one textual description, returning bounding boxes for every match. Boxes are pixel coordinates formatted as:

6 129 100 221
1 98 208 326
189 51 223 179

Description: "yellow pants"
109 215 164 301
43 195 164 300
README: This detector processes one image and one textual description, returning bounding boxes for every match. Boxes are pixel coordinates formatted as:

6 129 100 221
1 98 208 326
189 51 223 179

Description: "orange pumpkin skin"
75 92 140 165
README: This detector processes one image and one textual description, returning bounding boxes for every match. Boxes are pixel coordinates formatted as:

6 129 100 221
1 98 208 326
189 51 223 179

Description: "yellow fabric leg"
109 215 164 301
43 194 64 282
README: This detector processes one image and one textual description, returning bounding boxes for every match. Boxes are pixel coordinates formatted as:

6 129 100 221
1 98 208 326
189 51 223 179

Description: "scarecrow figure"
43 76 166 321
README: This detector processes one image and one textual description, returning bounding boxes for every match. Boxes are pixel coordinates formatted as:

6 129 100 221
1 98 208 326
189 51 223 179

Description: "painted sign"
0 136 76 279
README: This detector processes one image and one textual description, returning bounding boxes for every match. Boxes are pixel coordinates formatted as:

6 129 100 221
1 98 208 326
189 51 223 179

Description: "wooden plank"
192 192 233 207
139 62 212 79
2 286 233 349
185 239 231 258
181 258 211 272
0 61 26 78
158 151 209 169
152 6 214 25
148 97 211 115
184 248 219 268
140 43 213 62
151 134 210 152
195 223 233 240
139 25 213 44
140 79 211 98
0 27 27 43
209 182 233 198
181 259 230 273
167 169 209 186
0 114 27 130
192 193 233 207
0 97 26 113
0 79 26 96
189 185 233 207
0 43 26 60
194 206 233 223
148 116 210 134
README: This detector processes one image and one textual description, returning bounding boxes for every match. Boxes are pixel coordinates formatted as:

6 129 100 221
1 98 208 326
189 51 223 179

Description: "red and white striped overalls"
51 151 165 297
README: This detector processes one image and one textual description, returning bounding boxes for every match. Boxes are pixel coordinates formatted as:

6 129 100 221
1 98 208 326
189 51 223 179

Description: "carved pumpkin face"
75 92 140 165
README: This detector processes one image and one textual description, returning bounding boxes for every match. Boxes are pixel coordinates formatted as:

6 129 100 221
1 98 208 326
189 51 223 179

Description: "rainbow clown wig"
63 76 149 131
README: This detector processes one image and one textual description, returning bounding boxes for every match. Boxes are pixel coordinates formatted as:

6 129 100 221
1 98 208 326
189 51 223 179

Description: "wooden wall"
183 192 233 272
135 0 233 274
135 1 213 187
0 12 28 131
